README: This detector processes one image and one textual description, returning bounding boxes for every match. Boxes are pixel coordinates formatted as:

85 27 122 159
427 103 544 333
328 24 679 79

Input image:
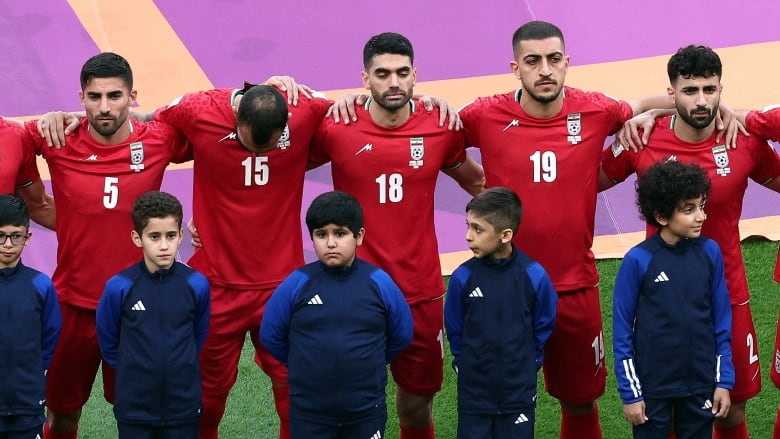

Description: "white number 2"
530 150 557 182
241 156 270 186
747 333 759 364
103 177 119 209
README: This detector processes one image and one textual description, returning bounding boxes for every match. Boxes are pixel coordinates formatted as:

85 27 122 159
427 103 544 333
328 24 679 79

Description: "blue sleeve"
188 272 211 352
96 275 131 368
527 262 557 371
705 240 735 390
612 248 648 404
371 269 413 364
444 264 471 372
33 274 61 370
260 270 309 367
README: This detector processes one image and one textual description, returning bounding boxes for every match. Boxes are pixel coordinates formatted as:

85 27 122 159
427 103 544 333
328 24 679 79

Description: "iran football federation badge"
409 137 424 169
129 142 145 172
775 348 780 375
567 113 582 144
277 125 290 150
711 145 731 176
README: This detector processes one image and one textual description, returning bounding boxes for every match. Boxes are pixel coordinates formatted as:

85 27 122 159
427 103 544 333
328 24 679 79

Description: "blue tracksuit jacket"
444 246 557 414
260 258 413 425
96 261 210 425
613 234 734 404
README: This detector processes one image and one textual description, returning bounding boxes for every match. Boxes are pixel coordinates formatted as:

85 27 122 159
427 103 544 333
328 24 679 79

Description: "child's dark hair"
305 191 364 237
466 187 523 234
636 161 711 228
0 194 30 229
131 191 183 233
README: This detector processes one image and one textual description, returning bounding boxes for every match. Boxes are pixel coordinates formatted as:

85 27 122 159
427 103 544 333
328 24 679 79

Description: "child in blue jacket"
261 191 412 439
444 187 557 439
613 161 734 439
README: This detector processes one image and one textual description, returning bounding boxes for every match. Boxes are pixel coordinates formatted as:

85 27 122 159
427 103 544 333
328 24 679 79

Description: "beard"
89 113 127 137
676 103 718 130
371 88 412 111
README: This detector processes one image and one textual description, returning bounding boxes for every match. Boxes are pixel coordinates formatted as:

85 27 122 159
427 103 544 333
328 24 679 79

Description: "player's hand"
715 101 747 149
38 111 80 148
618 112 658 152
415 95 462 130
712 388 731 419
188 218 203 248
622 401 648 426
326 93 369 125
264 76 312 106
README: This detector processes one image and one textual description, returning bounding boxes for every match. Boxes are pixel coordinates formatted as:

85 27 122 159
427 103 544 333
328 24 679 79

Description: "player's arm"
260 271 309 367
442 153 485 196
16 181 55 230
95 277 126 368
189 273 211 352
443 266 470 373
612 251 645 406
598 139 640 192
372 270 413 363
528 263 557 371
34 275 61 370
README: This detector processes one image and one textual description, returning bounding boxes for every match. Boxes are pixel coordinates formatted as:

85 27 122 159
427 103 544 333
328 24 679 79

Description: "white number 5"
103 177 119 209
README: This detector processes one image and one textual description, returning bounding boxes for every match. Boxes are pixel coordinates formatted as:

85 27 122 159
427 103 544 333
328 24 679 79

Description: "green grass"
80 239 780 438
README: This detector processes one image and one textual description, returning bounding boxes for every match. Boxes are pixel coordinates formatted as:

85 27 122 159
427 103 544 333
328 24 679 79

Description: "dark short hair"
636 161 711 228
305 191 364 238
80 52 133 91
512 21 565 54
0 194 30 229
237 85 288 148
132 191 183 233
363 32 414 68
667 45 722 83
466 187 523 234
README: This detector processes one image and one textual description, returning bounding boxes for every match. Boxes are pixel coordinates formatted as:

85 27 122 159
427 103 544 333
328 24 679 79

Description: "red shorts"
772 307 780 389
390 298 444 396
46 303 115 413
729 302 761 402
542 286 606 403
200 286 287 399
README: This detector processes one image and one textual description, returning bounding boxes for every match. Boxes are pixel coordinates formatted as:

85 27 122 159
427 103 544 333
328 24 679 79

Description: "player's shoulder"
460 90 517 112
290 92 333 120
565 86 626 110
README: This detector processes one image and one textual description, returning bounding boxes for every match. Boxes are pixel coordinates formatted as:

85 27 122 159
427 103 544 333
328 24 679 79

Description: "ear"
500 228 514 244
411 67 417 86
654 211 669 227
667 86 675 104
361 71 370 90
79 90 85 106
355 227 366 246
131 230 143 248
509 60 520 78
129 89 138 104
24 231 31 246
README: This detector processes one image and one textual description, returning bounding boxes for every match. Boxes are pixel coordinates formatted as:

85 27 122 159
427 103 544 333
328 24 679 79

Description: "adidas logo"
369 430 382 439
701 399 713 410
654 272 670 283
468 287 484 298
514 413 529 424
307 294 323 305
131 300 146 311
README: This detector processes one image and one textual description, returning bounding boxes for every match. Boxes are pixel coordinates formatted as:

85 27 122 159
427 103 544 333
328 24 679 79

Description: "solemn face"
132 216 183 272
362 54 416 112
465 211 512 259
657 196 706 245
669 75 721 129
80 77 136 140
510 37 569 104
312 223 364 268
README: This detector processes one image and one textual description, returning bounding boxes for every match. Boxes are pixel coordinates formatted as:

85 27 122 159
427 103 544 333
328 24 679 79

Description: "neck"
367 99 412 128
672 115 716 143
519 91 563 119
89 119 132 145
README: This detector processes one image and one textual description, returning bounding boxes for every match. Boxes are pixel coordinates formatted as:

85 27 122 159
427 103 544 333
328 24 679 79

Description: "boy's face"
312 224 364 268
0 225 29 269
656 196 706 245
132 216 183 272
465 211 512 260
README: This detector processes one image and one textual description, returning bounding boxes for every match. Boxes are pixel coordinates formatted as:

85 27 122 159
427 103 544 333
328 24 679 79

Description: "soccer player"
614 160 733 439
309 32 484 439
20 52 190 439
601 45 780 439
456 21 669 439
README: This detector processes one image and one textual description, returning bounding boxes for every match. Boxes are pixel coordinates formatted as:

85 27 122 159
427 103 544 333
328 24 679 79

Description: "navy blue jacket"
613 234 734 404
444 247 557 414
261 258 412 424
96 261 210 425
0 262 61 423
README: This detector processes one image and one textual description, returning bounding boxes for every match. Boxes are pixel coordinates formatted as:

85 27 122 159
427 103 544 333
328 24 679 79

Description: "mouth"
536 80 556 87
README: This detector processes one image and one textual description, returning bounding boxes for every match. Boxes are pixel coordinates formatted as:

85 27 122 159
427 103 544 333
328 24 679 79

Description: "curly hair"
636 160 711 228
131 191 183 233
667 45 722 83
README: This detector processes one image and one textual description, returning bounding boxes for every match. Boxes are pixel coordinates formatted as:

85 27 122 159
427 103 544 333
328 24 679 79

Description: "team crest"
711 145 731 176
775 349 780 375
129 142 145 172
277 125 290 150
409 137 424 169
567 113 582 144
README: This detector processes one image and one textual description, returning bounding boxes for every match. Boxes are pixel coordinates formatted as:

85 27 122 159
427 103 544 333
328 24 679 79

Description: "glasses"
0 232 29 247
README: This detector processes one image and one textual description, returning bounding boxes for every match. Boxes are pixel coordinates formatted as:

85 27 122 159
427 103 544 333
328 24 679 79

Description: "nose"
695 91 706 106
99 96 110 113
539 59 552 76
327 235 337 248
389 73 400 88
465 229 473 242
695 207 706 222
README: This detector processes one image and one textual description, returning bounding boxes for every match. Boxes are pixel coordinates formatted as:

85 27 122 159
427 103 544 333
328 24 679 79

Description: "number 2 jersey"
309 100 466 305
460 87 632 292
154 89 332 289
602 115 780 305
23 119 189 309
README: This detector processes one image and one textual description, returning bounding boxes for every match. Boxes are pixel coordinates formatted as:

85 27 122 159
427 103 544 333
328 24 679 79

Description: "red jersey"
460 87 632 291
310 100 466 305
24 119 189 309
602 115 780 304
154 89 331 289
0 119 41 192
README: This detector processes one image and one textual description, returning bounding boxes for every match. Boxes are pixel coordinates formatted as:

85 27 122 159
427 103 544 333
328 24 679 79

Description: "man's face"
510 37 568 104
362 53 416 112
669 75 722 130
79 77 136 140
